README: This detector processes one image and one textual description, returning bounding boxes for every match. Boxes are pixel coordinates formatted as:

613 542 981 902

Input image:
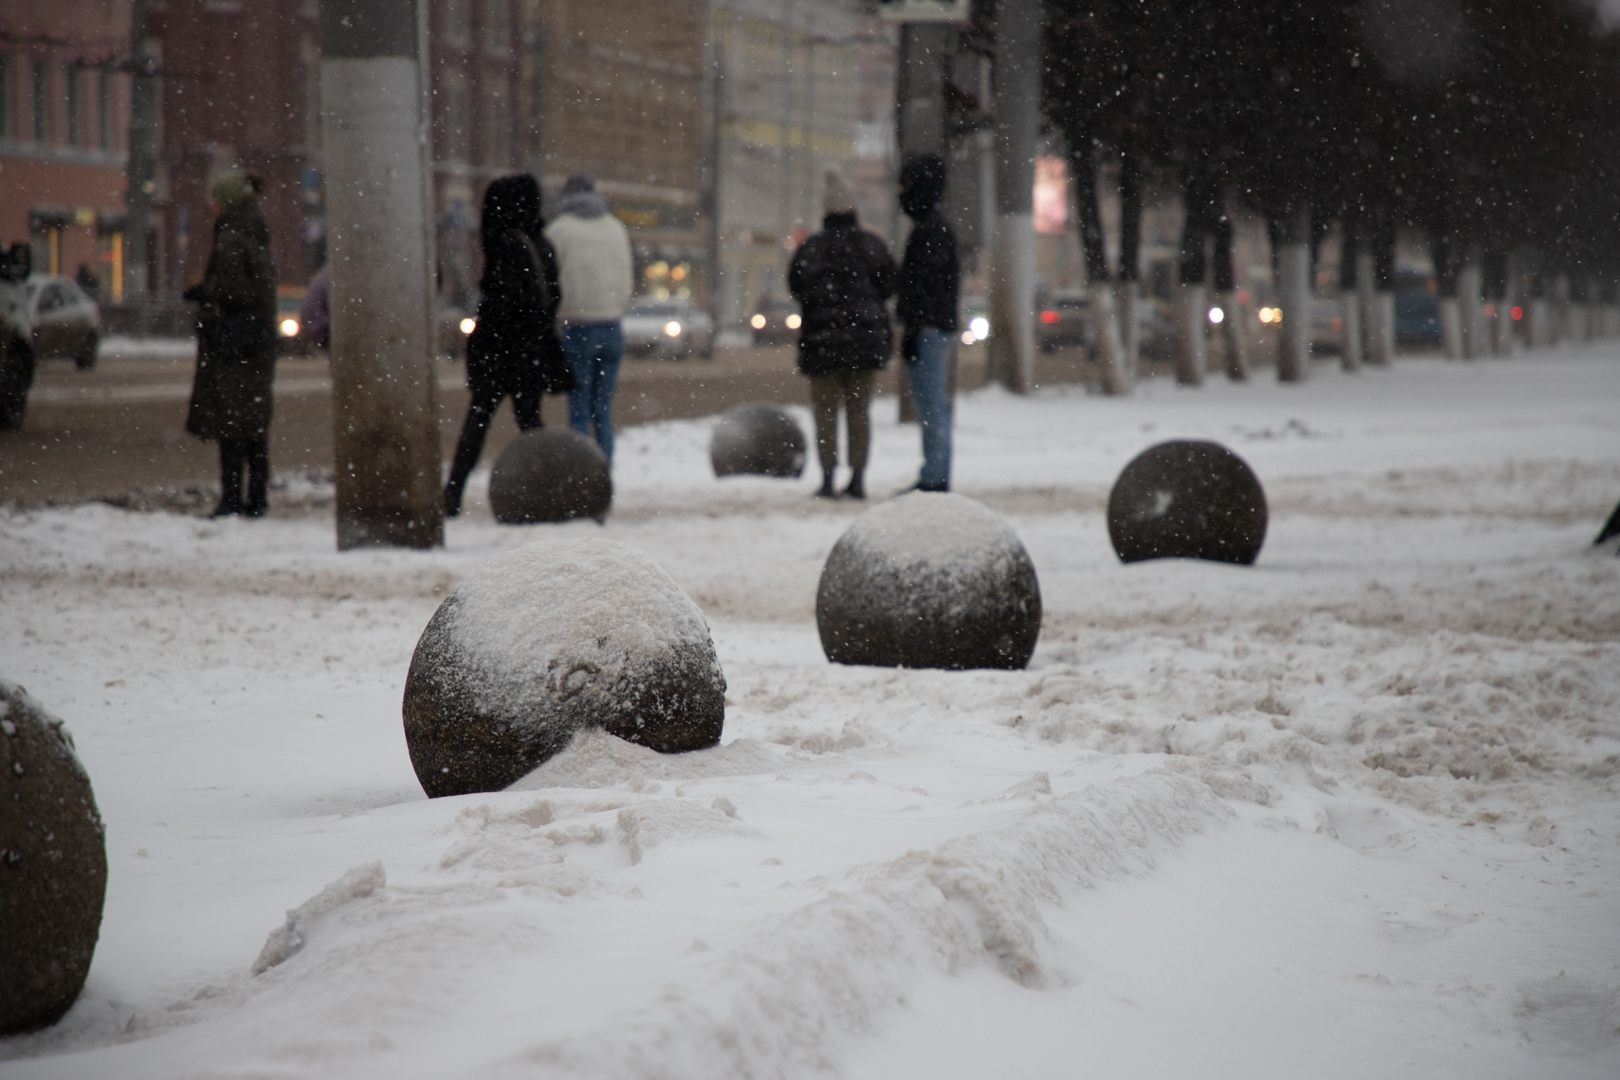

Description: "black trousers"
444 382 542 507
218 435 269 513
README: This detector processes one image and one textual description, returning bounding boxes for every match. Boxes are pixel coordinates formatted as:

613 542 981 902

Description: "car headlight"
1207 307 1225 325
663 320 683 337
785 313 802 330
459 317 476 335
278 317 299 337
969 316 989 339
750 314 766 329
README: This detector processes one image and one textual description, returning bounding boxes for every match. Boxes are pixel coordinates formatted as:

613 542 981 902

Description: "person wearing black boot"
788 167 895 500
896 154 959 494
443 174 572 517
184 170 278 518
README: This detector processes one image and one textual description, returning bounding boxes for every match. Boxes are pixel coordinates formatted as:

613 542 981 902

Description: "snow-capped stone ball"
403 538 726 797
816 492 1041 670
1108 440 1267 565
0 680 107 1034
489 429 612 525
710 403 807 479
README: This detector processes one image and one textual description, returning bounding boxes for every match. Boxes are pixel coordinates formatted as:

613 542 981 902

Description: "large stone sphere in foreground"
816 492 1041 670
489 429 612 525
1107 440 1267 565
403 538 727 797
1 680 107 1034
710 403 806 478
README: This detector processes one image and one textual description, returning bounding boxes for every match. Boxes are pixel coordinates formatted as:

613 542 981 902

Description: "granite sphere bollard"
489 429 612 525
403 537 727 797
0 680 107 1034
710 404 807 479
816 493 1041 670
1107 440 1267 565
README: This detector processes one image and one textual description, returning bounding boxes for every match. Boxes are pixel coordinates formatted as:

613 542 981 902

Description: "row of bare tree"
1041 0 1620 388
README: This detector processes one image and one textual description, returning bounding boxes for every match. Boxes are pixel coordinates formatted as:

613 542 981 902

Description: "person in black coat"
443 174 570 517
788 168 896 499
896 154 961 492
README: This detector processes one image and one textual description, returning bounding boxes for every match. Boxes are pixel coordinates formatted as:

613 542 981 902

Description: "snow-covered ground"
3 349 1618 1079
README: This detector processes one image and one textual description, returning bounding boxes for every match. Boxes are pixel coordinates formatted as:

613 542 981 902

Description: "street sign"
877 0 971 23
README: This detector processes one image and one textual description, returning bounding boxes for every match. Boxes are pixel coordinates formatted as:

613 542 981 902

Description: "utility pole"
122 0 157 324
705 7 724 332
987 0 1037 393
320 0 443 549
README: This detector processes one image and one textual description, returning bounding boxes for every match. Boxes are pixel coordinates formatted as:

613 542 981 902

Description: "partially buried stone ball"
403 537 727 797
489 429 612 525
710 403 806 478
1107 440 1267 565
0 680 107 1034
816 492 1041 670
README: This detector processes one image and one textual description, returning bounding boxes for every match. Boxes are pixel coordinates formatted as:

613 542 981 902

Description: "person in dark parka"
184 170 278 518
788 167 896 500
443 173 570 517
896 154 961 492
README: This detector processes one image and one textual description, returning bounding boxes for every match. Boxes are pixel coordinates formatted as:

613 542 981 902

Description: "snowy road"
2 350 1618 1078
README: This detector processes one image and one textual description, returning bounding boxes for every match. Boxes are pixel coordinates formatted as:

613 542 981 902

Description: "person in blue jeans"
563 321 623 459
896 154 961 492
545 173 634 461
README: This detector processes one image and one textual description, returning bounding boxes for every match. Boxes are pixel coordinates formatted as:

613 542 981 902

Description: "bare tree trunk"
1482 247 1508 355
986 0 1038 393
1070 136 1128 394
1173 281 1207 385
1458 254 1484 359
1212 204 1248 380
1432 231 1463 359
1118 145 1143 376
1274 204 1310 382
1174 167 1215 386
1366 219 1395 365
1338 222 1362 371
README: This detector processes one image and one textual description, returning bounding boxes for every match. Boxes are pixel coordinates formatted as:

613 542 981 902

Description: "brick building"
0 0 135 298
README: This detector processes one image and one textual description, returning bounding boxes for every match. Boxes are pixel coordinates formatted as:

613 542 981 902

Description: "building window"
482 0 511 55
98 67 111 150
32 60 48 142
444 0 471 49
66 65 81 146
487 89 510 167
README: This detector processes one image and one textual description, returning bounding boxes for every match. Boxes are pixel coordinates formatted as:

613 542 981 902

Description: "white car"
622 296 714 360
25 274 101 370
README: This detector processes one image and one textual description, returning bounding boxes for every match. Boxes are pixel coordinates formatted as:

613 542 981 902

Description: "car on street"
24 274 101 369
1037 291 1090 352
1395 271 1442 345
748 296 800 345
622 295 714 359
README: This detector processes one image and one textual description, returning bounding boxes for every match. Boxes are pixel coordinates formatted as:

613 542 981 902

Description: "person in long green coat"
184 170 278 517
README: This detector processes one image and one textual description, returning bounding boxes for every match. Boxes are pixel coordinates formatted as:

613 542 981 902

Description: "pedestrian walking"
896 154 960 493
788 168 896 500
545 173 633 462
183 170 278 518
443 174 572 517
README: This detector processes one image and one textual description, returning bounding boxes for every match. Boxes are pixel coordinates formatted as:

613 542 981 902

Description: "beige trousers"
808 369 876 475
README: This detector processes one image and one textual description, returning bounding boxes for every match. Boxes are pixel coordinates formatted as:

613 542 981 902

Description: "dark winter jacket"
467 227 567 396
896 209 960 342
787 211 897 376
185 200 277 441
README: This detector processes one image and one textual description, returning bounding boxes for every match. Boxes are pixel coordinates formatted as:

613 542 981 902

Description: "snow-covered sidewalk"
2 350 1618 1079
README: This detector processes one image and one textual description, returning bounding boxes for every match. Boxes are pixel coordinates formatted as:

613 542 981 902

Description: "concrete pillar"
987 0 1038 394
321 0 443 549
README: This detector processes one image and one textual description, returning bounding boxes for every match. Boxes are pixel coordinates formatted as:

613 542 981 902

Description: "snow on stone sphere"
816 492 1041 670
403 537 726 797
0 680 107 1034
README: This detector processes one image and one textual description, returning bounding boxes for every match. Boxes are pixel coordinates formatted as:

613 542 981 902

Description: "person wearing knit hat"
896 153 960 493
183 168 278 517
787 168 896 500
